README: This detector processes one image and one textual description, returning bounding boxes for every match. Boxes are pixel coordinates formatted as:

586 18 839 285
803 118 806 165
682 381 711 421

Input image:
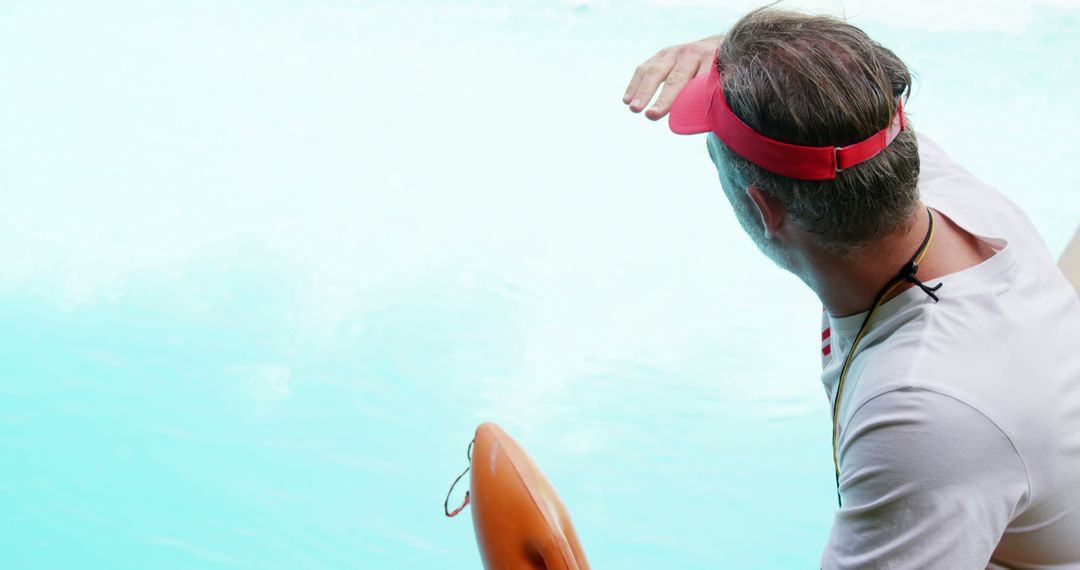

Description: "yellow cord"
831 211 937 488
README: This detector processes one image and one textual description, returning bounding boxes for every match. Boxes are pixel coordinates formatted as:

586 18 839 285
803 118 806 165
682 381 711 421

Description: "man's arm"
824 388 1029 569
1060 228 1080 294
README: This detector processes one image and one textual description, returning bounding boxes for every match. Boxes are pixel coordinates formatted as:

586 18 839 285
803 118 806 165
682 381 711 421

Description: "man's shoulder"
826 385 1031 570
838 387 1023 480
916 131 1054 261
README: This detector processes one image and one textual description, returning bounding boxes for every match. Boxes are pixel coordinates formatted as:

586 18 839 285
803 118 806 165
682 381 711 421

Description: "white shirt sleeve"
821 388 1029 569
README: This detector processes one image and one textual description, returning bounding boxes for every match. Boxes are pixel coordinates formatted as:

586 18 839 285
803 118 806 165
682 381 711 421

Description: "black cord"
444 439 475 517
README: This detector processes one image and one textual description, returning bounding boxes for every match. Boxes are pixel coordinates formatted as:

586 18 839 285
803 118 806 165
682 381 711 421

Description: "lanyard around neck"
831 208 942 507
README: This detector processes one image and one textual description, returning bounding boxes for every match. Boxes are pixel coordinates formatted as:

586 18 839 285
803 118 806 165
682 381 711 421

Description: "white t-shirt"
818 133 1080 569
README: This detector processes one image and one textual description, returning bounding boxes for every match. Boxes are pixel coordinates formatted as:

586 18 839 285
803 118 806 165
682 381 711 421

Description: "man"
623 7 1080 569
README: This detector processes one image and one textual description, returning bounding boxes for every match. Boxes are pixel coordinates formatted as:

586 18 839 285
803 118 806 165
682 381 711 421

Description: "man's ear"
746 185 784 239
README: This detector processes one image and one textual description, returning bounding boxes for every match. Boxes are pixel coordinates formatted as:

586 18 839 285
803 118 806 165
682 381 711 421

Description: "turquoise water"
2 1 1078 568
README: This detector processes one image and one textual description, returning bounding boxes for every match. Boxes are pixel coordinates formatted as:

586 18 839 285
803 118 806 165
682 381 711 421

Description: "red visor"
669 64 905 181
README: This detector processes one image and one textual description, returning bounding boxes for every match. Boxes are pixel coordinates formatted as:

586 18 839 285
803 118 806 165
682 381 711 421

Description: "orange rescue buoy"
445 422 589 570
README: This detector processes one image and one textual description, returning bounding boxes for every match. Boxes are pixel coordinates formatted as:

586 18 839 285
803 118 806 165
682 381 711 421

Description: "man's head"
696 7 921 264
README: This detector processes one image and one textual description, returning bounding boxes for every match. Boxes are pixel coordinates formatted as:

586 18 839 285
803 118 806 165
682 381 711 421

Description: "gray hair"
712 6 921 257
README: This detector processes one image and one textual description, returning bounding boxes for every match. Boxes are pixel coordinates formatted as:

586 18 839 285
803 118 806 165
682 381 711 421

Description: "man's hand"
622 35 723 121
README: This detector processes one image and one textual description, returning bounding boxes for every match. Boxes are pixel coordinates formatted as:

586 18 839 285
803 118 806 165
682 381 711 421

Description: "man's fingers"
623 66 646 105
643 56 702 121
625 54 675 113
695 55 714 79
624 37 722 120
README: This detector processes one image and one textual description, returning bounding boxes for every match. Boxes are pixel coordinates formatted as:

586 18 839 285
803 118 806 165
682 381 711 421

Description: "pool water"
2 1 1078 568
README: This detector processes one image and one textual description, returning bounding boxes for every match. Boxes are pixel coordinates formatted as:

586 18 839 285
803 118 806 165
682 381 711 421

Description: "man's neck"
805 206 930 317
801 204 995 318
